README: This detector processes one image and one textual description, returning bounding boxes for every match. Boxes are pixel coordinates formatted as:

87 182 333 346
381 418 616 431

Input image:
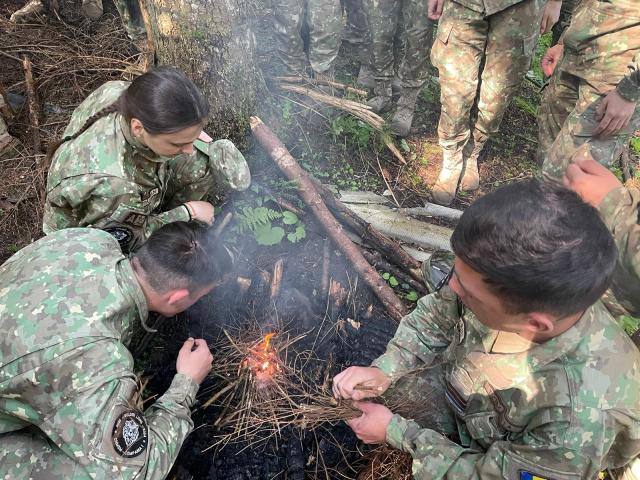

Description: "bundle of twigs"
356 446 413 480
276 82 406 165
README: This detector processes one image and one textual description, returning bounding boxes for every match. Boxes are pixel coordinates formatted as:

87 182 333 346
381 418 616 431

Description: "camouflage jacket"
599 185 640 317
451 0 545 19
0 228 198 479
560 0 640 102
44 81 249 252
372 288 640 479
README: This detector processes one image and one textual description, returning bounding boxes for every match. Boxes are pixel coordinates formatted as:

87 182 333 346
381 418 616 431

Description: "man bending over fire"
333 178 640 479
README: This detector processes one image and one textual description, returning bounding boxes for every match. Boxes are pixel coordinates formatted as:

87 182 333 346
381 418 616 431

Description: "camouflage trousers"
383 366 458 439
538 66 640 180
365 0 431 88
113 0 146 41
551 0 581 46
431 0 543 157
271 0 342 74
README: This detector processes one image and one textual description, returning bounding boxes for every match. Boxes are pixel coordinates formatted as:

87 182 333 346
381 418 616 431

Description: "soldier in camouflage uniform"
537 0 640 180
365 0 433 137
271 0 342 77
429 0 561 205
0 222 227 479
10 0 146 41
44 67 250 253
334 179 640 478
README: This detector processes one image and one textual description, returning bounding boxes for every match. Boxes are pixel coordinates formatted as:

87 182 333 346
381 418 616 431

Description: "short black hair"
450 179 617 317
134 222 231 293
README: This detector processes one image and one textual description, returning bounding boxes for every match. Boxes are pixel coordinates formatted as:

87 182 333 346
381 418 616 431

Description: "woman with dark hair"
43 66 250 252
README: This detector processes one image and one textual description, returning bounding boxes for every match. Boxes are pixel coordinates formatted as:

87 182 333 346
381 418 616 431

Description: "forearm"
617 52 640 103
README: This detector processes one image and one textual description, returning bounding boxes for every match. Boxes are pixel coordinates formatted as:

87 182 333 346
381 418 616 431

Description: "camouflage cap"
194 139 251 191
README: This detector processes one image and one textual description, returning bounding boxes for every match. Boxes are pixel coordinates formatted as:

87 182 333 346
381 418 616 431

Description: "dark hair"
45 66 209 164
450 179 617 317
133 222 232 293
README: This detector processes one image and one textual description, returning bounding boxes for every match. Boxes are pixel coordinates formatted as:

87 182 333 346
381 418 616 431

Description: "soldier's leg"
461 0 543 191
542 79 640 180
430 1 486 205
111 0 146 41
272 0 307 73
366 0 401 112
389 0 432 137
536 69 579 166
551 0 580 46
306 0 342 74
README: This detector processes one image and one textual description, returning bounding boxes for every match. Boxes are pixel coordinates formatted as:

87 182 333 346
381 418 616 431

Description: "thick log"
361 249 427 296
250 116 407 322
312 179 423 283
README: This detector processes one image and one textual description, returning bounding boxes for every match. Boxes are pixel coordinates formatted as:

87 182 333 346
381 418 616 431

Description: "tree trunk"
145 0 261 143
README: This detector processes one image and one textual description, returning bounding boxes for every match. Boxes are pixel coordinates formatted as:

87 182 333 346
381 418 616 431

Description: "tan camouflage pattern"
372 287 640 479
551 0 581 45
271 0 342 74
0 228 199 479
539 0 640 179
44 81 249 252
431 0 544 161
366 0 431 89
598 186 640 317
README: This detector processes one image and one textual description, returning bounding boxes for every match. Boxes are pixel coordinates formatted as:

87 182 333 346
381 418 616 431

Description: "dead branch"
274 75 367 97
274 196 304 216
251 116 407 322
361 249 427 296
311 179 423 283
356 446 412 480
137 0 155 71
270 258 284 300
278 83 406 165
21 56 41 153
321 237 330 300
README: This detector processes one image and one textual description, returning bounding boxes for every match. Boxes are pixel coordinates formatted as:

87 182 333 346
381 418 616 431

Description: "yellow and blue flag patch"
520 472 551 480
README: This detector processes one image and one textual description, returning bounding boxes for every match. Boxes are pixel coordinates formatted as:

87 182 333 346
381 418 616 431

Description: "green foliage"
619 316 640 337
531 32 553 84
234 204 306 247
405 291 419 302
514 96 538 118
609 166 624 182
330 115 373 149
630 136 640 156
6 244 19 254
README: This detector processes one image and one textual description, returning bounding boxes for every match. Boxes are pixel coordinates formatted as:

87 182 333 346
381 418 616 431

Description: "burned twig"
251 116 407 322
21 56 41 153
356 446 413 480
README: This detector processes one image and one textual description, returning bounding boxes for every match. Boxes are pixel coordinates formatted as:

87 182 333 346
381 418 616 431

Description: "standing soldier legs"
272 0 308 74
307 0 342 75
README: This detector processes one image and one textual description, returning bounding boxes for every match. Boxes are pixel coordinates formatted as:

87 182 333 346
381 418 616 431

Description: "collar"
116 257 150 331
119 115 172 164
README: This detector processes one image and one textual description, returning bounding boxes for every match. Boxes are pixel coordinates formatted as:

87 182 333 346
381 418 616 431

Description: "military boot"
357 64 375 89
81 0 103 20
459 140 481 191
391 75 402 97
10 0 45 22
368 81 393 113
431 149 464 205
390 87 420 137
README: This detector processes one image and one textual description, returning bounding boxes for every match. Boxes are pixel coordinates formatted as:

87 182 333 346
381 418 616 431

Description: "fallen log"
361 249 427 297
250 116 407 322
312 179 423 283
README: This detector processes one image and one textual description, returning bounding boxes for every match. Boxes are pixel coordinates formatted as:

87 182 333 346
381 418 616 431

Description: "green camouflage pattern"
431 0 544 162
366 0 431 89
539 0 640 179
112 0 146 40
598 185 640 317
372 287 640 479
271 0 342 74
551 0 581 45
0 228 199 479
44 80 250 252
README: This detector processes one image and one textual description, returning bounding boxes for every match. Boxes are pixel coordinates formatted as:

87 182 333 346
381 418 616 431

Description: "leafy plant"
630 136 640 156
619 315 640 337
234 205 306 246
405 291 419 302
330 115 373 149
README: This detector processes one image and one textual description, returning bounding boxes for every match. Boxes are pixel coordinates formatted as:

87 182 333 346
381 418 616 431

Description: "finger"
603 118 622 137
180 337 195 353
608 118 625 136
595 99 607 121
540 16 548 34
564 163 584 184
193 338 208 350
594 115 613 137
574 158 609 176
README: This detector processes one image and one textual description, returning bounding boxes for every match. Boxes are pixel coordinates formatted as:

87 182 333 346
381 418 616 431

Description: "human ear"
525 312 555 334
166 289 190 306
130 118 145 137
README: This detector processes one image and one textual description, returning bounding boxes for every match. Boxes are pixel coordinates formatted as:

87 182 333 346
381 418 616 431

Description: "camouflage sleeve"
385 408 613 479
598 185 640 300
142 205 192 238
617 51 640 103
164 149 215 208
371 290 459 379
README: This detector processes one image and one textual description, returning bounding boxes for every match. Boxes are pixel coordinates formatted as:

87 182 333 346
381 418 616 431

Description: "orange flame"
263 333 275 350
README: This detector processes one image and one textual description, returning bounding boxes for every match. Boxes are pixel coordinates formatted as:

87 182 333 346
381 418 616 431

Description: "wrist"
184 202 195 221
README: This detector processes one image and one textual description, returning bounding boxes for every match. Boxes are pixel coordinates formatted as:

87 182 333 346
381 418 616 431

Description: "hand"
540 0 561 34
428 0 445 20
186 201 215 225
176 338 213 384
564 148 622 207
332 366 392 400
541 44 563 77
198 131 213 143
346 402 393 444
593 89 637 138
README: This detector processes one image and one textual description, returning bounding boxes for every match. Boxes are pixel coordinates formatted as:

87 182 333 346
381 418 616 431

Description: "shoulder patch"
520 472 552 480
112 410 148 458
103 226 133 250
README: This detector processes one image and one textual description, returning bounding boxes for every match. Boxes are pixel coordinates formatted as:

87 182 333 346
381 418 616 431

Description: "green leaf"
254 224 285 246
630 136 640 155
287 225 306 243
382 272 390 280
282 211 299 225
388 276 399 287
619 315 640 337
405 291 419 302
